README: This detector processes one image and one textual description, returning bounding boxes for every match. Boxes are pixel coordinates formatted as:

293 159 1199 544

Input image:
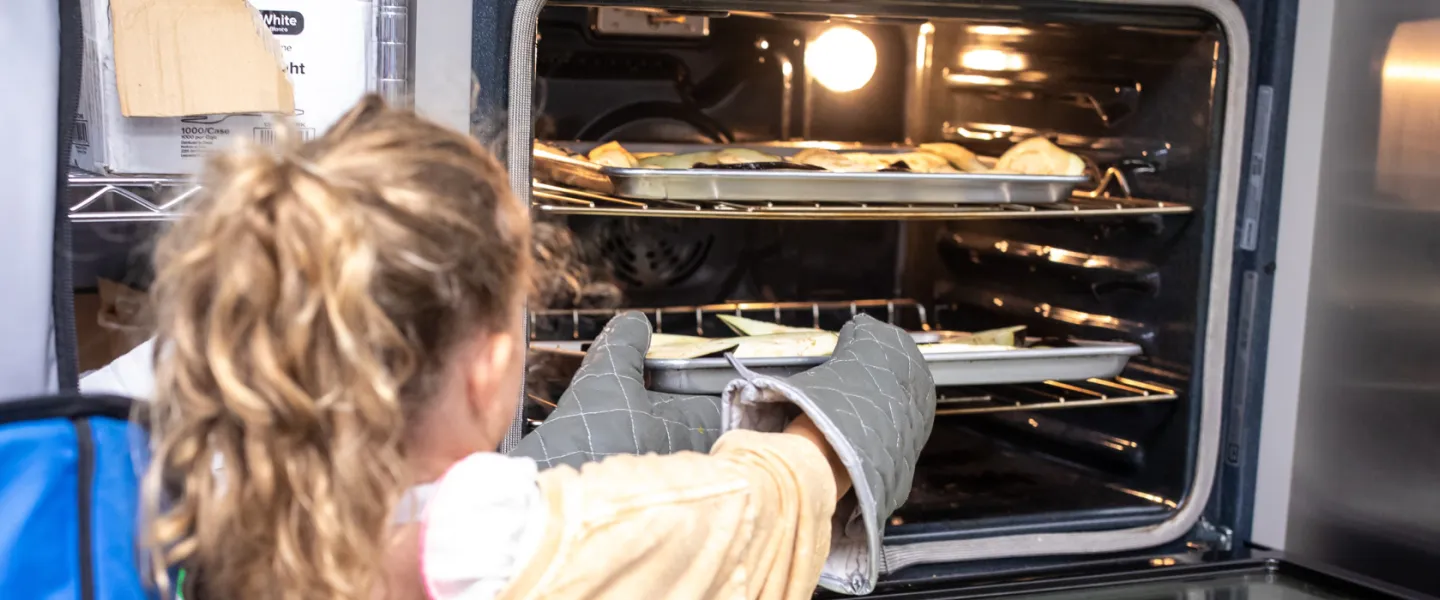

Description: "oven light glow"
969 25 1031 36
948 123 1013 141
806 27 877 93
945 72 1012 87
1384 63 1440 82
961 48 1027 71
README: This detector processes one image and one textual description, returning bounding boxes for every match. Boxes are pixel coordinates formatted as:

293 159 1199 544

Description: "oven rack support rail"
68 168 1191 223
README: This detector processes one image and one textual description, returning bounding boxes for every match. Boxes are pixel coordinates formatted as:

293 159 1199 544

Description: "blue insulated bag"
0 394 148 600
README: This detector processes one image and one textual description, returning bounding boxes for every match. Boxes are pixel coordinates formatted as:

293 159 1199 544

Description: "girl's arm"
784 414 852 500
494 428 844 600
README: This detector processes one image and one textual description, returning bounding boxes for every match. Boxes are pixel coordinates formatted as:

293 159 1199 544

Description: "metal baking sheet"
643 340 1142 395
533 142 1088 205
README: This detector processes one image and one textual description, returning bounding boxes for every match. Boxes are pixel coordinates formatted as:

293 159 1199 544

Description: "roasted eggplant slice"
918 142 990 172
887 152 959 173
791 148 874 172
713 148 784 164
638 151 718 169
695 161 827 171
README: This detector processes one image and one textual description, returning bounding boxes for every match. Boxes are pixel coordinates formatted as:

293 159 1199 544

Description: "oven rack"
530 298 927 338
67 165 1190 223
532 166 1191 221
935 376 1178 415
527 376 1176 418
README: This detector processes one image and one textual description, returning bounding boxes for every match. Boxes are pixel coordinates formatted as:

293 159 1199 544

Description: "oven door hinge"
1192 518 1235 552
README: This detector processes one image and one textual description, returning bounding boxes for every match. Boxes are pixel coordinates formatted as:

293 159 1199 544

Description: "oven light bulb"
806 27 877 93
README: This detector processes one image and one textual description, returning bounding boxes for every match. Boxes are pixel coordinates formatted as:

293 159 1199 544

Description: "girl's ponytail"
143 96 531 600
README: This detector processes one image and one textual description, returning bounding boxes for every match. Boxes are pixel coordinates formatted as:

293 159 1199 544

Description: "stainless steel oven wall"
526 12 910 144
505 0 1250 567
1252 0 1440 595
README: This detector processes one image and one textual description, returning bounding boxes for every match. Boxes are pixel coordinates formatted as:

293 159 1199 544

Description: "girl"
140 96 933 600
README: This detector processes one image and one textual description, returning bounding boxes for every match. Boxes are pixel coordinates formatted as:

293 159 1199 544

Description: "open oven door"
852 551 1440 600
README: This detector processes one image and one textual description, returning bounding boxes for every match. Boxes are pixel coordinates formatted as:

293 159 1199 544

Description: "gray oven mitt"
510 312 723 470
721 314 936 595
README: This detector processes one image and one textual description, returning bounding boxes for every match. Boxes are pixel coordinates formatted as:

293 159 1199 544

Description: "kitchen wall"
0 0 62 398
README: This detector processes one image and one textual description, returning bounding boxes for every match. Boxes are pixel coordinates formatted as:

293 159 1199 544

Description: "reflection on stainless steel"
758 38 796 140
944 70 1013 87
1272 6 1440 594
1377 19 1440 209
942 69 1141 127
1076 83 1141 127
968 25 1032 37
933 376 1178 416
945 231 1155 275
905 23 936 143
1106 484 1179 509
985 411 1144 465
938 291 1152 338
944 122 1015 141
960 47 1028 72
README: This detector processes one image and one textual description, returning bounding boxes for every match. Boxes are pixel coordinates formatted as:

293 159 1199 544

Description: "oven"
31 0 1440 596
496 0 1254 584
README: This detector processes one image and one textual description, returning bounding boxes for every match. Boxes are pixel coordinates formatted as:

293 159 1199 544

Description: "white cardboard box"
74 0 372 175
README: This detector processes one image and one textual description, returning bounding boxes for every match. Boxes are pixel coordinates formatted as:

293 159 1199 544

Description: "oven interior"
522 3 1228 545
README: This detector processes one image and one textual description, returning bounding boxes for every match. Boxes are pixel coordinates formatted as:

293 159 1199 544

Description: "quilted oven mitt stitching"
511 312 724 469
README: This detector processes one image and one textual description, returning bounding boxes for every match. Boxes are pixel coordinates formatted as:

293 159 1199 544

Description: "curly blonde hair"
141 95 532 599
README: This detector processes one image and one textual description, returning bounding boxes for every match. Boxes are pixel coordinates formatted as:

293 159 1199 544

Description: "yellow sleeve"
498 430 837 600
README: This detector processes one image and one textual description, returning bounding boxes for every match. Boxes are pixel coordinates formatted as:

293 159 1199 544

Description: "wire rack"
532 183 1188 220
935 376 1177 415
69 164 1189 223
67 170 197 223
532 166 1191 220
530 298 928 338
525 367 1174 418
